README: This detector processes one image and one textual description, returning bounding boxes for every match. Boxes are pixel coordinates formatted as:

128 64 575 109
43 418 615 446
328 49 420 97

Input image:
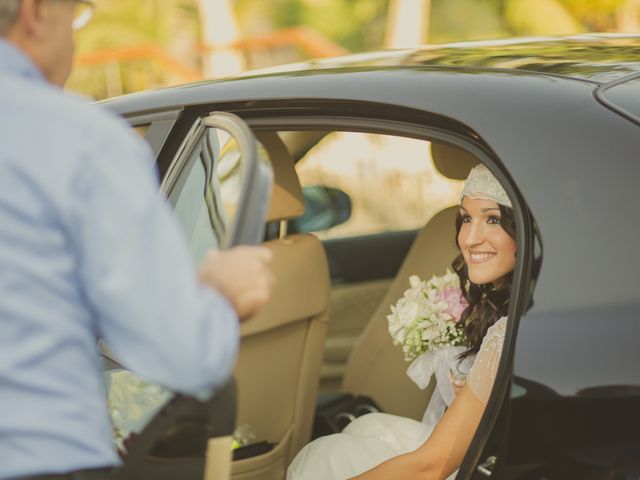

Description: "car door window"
295 131 462 239
167 127 239 264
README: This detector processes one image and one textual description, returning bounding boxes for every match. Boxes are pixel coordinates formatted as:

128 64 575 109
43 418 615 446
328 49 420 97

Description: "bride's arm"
349 384 485 480
351 318 507 480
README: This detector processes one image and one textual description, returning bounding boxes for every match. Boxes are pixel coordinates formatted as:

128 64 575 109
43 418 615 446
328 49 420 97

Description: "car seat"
341 142 479 421
230 132 331 480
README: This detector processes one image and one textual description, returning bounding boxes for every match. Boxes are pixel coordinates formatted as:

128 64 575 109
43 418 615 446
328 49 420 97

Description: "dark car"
101 34 640 480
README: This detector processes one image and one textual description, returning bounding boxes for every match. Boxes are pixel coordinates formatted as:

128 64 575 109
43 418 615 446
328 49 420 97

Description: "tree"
198 0 245 77
68 0 200 98
385 0 430 48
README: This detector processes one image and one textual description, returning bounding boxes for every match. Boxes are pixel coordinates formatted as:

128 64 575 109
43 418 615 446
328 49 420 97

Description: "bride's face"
458 197 516 285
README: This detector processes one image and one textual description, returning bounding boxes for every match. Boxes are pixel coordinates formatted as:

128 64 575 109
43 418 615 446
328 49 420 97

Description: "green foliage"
75 0 197 52
505 0 584 35
559 0 628 29
70 0 638 100
560 0 627 18
430 0 508 43
238 0 388 52
68 0 200 99
235 0 624 50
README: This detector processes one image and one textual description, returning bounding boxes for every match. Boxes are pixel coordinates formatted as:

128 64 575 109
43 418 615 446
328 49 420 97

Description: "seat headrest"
430 142 480 180
256 132 305 222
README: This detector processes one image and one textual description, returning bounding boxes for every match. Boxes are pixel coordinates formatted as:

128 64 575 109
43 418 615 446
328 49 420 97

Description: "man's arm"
68 125 272 395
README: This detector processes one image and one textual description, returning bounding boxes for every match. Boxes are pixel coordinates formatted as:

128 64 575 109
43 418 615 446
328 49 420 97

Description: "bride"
287 164 516 480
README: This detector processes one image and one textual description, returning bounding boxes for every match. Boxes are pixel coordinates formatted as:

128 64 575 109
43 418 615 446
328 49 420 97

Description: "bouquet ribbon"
406 346 475 429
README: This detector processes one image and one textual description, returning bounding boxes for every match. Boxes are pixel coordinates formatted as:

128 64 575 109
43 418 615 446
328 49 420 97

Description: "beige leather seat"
230 132 330 480
341 143 479 421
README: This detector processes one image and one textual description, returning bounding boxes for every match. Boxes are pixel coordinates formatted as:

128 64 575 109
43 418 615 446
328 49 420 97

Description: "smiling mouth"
469 252 496 264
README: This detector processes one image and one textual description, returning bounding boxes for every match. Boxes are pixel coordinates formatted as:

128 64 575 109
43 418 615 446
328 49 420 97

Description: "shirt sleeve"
67 120 239 397
467 317 507 404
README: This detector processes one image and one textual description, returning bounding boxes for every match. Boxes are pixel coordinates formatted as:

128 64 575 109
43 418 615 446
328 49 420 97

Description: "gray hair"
0 0 21 36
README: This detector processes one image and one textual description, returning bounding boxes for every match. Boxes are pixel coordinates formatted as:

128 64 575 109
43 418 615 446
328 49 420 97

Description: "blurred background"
69 0 640 100
70 0 640 247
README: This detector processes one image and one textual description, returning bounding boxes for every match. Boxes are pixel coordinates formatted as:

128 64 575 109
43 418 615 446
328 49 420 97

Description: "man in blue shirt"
0 1 274 479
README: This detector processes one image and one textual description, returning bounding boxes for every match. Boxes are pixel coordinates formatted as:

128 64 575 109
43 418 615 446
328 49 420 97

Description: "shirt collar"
0 38 46 84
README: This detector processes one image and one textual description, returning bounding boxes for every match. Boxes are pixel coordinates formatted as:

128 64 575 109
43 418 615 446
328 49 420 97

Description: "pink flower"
435 287 468 323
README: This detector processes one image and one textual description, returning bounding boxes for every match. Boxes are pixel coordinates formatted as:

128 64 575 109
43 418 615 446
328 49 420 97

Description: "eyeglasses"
70 0 95 30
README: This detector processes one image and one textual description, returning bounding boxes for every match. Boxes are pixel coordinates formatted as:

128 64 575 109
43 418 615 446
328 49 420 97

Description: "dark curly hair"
452 204 515 360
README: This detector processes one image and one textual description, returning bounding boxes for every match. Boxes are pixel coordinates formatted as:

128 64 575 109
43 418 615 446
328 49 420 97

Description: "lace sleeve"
467 317 507 404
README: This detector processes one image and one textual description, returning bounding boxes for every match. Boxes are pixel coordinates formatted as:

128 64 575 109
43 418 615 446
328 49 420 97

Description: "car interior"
225 131 481 479
341 142 480 421
229 131 330 479
105 126 484 480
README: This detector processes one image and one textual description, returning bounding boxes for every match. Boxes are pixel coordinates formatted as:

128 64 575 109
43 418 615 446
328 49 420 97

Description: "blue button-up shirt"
0 40 239 478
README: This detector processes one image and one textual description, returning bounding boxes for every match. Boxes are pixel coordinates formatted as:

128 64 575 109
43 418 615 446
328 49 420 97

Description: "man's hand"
198 246 275 321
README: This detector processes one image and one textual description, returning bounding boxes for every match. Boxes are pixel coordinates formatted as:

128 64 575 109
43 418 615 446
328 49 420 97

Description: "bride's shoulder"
486 316 507 337
478 316 507 353
467 317 508 403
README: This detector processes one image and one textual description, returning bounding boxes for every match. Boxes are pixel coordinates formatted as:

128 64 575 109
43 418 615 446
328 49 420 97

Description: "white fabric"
287 317 507 480
460 164 511 207
467 318 507 404
406 346 474 429
288 413 436 480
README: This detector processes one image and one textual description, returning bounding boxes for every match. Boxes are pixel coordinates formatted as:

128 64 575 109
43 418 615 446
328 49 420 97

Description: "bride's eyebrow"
459 207 500 213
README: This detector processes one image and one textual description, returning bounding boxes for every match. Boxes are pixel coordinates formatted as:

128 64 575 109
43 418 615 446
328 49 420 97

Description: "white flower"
396 298 420 326
387 311 404 343
408 275 424 289
387 271 467 362
421 322 442 342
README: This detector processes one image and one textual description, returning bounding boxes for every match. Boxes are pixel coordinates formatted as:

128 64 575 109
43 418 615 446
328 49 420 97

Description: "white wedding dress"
287 317 507 480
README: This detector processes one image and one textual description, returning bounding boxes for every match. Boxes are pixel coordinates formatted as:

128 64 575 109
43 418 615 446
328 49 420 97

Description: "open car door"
111 112 273 480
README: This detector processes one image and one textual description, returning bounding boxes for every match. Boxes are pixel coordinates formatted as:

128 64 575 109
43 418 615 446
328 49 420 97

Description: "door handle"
476 455 496 477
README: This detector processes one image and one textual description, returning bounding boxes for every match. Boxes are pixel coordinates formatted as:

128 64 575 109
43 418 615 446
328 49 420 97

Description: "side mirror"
291 186 351 233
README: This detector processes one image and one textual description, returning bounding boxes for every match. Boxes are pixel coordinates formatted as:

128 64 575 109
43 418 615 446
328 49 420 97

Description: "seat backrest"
342 142 478 421
230 132 330 480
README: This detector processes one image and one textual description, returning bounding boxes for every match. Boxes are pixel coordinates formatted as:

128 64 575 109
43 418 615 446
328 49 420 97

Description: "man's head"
1 0 93 86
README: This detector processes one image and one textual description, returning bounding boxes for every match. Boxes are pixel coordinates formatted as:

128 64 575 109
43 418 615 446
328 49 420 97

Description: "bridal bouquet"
387 270 474 428
387 269 468 362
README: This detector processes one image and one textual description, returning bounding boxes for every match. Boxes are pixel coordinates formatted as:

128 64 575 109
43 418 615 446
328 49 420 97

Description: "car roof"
280 34 640 84
101 34 640 117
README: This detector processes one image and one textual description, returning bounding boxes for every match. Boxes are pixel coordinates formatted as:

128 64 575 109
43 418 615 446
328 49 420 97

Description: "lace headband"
460 164 512 208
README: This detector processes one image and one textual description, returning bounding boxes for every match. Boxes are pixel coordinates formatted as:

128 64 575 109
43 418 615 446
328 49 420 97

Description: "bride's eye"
487 215 502 225
461 214 471 223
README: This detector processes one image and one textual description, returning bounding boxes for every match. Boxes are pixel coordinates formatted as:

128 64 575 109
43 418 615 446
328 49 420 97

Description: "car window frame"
167 127 226 259
125 109 182 158
243 113 539 478
162 112 273 250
